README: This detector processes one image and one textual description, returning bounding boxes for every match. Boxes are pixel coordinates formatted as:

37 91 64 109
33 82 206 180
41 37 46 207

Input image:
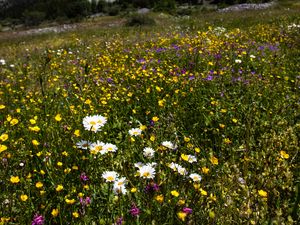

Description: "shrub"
23 10 46 26
125 13 156 26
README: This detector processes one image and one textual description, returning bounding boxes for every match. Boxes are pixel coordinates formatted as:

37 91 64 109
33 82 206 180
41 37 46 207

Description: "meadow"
0 1 300 224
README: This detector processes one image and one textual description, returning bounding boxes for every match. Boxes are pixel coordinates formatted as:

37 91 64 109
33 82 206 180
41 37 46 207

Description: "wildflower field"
0 3 300 225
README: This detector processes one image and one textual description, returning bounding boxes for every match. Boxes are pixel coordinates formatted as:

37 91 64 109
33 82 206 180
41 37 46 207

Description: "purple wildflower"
205 75 213 81
32 214 44 225
145 182 160 193
130 204 140 217
80 172 89 182
182 207 193 214
116 217 123 225
80 197 91 206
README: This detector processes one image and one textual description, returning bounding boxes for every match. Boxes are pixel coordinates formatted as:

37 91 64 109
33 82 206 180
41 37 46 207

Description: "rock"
137 8 150 14
218 1 276 13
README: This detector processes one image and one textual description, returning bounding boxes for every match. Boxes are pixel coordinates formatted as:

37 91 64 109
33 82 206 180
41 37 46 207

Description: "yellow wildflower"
74 130 80 137
280 150 289 159
20 194 28 202
177 212 187 221
32 140 40 146
10 176 20 184
0 144 7 153
35 182 43 188
0 133 8 142
155 194 164 203
56 185 64 192
51 209 59 217
55 114 62 121
258 190 268 198
29 119 36 124
202 167 210 174
171 190 179 197
200 188 208 196
10 118 19 126
152 116 159 122
72 212 79 218
65 198 76 204
210 156 219 165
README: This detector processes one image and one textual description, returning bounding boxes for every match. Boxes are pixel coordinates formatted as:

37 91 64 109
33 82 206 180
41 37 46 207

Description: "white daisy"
146 162 157 167
189 173 202 182
102 171 119 182
143 147 155 158
128 128 142 136
187 155 197 163
134 162 143 169
83 115 107 132
76 140 91 150
161 141 176 150
0 59 6 65
102 143 118 153
89 141 105 154
113 177 127 195
138 165 156 179
168 162 179 171
177 165 188 176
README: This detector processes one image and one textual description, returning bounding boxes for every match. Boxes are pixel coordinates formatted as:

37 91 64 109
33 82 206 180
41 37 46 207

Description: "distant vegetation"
0 0 272 27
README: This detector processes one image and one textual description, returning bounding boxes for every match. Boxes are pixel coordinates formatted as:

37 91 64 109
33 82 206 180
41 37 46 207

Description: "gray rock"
218 1 276 13
137 8 150 14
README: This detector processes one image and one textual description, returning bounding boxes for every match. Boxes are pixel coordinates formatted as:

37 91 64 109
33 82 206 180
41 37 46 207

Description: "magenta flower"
32 214 44 225
80 197 91 206
130 204 140 217
182 207 193 214
80 172 89 182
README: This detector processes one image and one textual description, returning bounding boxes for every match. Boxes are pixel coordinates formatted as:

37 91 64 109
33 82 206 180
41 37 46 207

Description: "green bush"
125 13 156 26
23 10 46 26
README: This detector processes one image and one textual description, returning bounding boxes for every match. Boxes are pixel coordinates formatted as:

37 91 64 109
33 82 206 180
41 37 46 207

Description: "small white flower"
143 147 155 158
0 59 6 65
102 171 119 182
161 141 176 150
235 59 242 64
90 141 105 154
176 165 188 176
187 155 197 163
146 162 157 167
189 173 202 182
83 115 107 132
76 140 91 150
113 177 127 195
102 143 118 153
168 162 179 171
250 55 256 59
128 128 142 136
138 165 156 179
134 162 143 168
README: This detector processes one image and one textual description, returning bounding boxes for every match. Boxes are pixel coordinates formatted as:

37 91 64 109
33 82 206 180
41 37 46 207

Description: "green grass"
0 2 299 225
